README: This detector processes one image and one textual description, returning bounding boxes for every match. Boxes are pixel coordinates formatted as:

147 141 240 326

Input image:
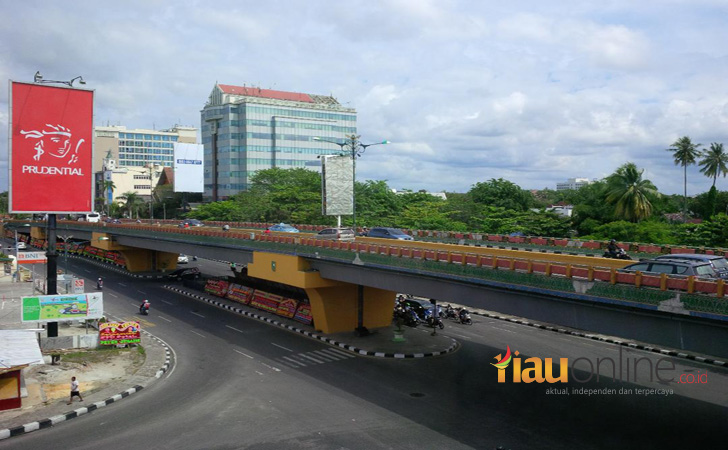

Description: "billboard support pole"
46 214 59 337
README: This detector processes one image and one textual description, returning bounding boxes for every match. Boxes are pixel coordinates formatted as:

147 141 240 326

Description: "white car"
177 254 189 264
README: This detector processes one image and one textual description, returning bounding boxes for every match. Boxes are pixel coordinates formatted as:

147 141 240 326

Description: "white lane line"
158 316 172 323
282 356 304 366
226 325 244 333
138 290 147 295
298 353 326 364
312 350 340 361
84 269 91 273
326 348 354 358
271 343 293 352
118 283 127 287
191 312 205 318
161 300 172 305
448 333 471 340
255 371 264 376
276 361 298 368
261 363 281 372
233 349 254 359
190 330 205 338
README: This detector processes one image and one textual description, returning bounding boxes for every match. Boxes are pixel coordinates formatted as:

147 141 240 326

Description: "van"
86 212 101 223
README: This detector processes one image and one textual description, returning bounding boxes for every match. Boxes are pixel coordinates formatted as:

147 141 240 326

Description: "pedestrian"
68 376 83 404
230 262 237 272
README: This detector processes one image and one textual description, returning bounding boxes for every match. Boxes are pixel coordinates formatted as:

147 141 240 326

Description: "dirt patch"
25 346 146 403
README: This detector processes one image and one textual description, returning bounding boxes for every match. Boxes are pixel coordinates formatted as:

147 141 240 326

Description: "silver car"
315 227 356 241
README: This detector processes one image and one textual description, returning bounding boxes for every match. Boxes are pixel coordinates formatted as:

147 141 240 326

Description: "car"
315 227 356 241
267 223 300 233
16 242 26 250
654 254 728 279
167 267 201 280
104 218 122 224
397 297 433 320
177 254 189 264
366 227 413 241
620 259 718 278
179 219 204 227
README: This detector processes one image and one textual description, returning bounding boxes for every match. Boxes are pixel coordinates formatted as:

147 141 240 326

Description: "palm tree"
605 163 658 222
699 142 728 187
667 136 702 218
116 191 144 219
101 180 116 216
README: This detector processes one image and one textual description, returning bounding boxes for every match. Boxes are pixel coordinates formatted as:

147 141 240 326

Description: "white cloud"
1 0 727 197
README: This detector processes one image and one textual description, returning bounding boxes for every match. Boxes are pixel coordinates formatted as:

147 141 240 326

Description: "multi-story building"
93 125 197 211
556 178 592 191
94 125 197 173
200 83 357 201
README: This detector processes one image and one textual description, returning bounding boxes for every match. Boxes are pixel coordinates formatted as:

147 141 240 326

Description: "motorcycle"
427 315 445 330
603 248 632 260
444 307 458 321
139 303 150 315
96 279 103 290
459 310 473 325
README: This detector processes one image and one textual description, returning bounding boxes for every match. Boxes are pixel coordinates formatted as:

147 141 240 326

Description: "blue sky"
2 0 727 196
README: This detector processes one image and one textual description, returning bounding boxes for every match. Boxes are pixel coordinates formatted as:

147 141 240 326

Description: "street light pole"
313 134 389 232
313 134 389 337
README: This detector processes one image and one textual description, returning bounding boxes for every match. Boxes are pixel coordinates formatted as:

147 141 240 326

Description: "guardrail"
9 221 728 304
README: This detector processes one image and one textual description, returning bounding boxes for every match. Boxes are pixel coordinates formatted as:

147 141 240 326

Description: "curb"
0 331 173 441
465 309 727 368
165 286 458 359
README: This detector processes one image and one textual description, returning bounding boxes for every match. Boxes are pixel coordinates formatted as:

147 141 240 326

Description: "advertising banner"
293 302 313 325
21 292 103 323
9 81 94 213
16 251 47 264
321 155 354 216
249 290 283 314
275 298 299 319
99 321 141 346
73 279 85 294
204 279 229 297
173 142 204 193
227 284 254 304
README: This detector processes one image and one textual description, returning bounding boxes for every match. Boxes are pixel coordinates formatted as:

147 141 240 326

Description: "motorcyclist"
97 277 103 290
458 307 470 321
139 300 150 314
606 239 620 258
222 224 230 231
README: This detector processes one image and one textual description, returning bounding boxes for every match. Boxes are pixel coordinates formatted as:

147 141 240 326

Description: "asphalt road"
2 250 726 449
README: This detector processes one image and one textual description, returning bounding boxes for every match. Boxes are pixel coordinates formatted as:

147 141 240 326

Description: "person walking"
68 376 83 404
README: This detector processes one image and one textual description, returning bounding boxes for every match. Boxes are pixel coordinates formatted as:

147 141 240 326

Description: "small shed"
0 329 44 410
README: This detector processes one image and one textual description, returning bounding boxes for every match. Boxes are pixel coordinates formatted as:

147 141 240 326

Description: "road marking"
326 348 354 358
158 316 172 322
118 283 127 287
234 349 254 359
190 330 205 338
108 293 118 298
298 353 326 364
255 371 264 376
261 363 281 372
84 269 91 273
191 312 205 318
282 356 304 366
226 325 244 333
161 300 172 305
138 290 147 295
311 350 339 361
449 333 471 340
271 343 293 352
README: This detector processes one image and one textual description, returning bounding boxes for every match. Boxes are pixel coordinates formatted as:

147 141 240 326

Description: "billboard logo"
21 123 83 166
176 159 201 165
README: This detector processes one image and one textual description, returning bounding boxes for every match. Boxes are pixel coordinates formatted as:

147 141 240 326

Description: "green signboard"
21 293 104 323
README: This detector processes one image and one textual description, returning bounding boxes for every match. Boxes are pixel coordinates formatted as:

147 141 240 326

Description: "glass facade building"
201 84 357 200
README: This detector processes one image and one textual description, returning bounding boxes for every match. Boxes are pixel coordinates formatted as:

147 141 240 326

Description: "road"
2 248 726 449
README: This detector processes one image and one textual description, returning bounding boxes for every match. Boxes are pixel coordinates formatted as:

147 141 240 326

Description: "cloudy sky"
2 0 728 196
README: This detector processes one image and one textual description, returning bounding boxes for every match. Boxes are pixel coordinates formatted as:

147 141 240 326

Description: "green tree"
605 163 658 222
468 178 533 212
101 180 116 216
667 136 702 217
116 191 144 219
699 142 728 187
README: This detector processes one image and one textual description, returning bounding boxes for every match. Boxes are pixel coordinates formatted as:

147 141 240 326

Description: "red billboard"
9 81 94 213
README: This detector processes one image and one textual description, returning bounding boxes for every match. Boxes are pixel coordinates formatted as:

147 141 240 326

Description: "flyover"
8 221 728 358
